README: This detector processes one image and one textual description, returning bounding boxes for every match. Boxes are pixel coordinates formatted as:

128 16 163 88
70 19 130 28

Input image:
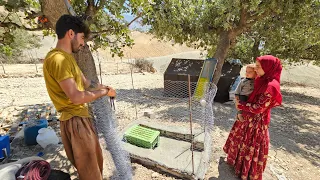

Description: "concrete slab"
120 119 210 179
124 136 201 178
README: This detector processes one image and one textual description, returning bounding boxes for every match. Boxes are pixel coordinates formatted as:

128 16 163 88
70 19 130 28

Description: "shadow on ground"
269 89 320 167
116 86 320 174
207 157 239 180
116 88 212 123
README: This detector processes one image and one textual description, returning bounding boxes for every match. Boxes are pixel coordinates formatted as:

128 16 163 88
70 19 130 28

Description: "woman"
223 55 283 180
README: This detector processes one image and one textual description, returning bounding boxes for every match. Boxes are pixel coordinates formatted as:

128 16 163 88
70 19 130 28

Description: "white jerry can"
36 127 59 148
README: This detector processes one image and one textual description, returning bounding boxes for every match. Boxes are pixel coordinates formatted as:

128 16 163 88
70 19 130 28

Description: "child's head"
246 64 257 79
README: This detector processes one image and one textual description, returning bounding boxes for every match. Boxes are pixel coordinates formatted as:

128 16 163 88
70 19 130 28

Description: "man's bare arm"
81 73 105 91
59 78 109 105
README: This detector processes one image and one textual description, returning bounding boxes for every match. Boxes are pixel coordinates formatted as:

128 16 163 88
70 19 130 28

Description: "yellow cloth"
43 48 90 121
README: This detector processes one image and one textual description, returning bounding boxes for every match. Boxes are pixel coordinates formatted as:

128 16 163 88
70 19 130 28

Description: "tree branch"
239 6 247 27
87 0 95 6
234 2 248 35
245 0 275 29
127 13 142 27
88 32 118 44
0 21 43 31
24 11 43 20
85 0 97 21
89 29 112 40
91 29 111 35
246 11 271 27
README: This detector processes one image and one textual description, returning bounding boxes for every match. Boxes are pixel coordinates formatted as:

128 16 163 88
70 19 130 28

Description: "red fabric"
248 55 282 106
239 55 282 125
223 111 270 180
223 55 283 180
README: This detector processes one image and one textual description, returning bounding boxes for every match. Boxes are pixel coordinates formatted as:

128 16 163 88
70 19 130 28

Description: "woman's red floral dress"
223 92 276 180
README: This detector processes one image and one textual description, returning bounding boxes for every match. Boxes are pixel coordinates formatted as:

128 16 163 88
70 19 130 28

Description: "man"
43 14 114 180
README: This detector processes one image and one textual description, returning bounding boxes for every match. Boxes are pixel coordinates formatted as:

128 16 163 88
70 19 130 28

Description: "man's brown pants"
60 116 103 180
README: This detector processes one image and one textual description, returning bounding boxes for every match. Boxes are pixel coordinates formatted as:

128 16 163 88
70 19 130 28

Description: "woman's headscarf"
247 55 283 107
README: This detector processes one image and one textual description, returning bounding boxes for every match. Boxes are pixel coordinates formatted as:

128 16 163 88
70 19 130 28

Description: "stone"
144 109 155 118
12 110 21 116
151 172 160 178
8 123 19 135
15 106 25 111
1 111 9 119
7 107 14 112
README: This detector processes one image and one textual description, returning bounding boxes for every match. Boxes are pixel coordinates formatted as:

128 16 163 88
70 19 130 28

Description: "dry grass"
134 59 157 73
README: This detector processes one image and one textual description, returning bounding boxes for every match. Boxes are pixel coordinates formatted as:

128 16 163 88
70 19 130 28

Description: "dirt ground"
0 57 319 180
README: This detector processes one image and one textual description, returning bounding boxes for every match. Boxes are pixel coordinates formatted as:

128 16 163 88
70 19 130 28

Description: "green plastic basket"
124 125 160 149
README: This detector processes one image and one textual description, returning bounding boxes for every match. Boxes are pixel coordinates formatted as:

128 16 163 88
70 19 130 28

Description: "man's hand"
105 86 116 97
81 73 116 97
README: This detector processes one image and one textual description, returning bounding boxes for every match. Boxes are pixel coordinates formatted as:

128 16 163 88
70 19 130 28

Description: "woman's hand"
235 100 240 110
237 114 244 121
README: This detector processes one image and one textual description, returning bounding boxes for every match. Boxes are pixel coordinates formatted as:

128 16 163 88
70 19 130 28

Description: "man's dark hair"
56 14 90 39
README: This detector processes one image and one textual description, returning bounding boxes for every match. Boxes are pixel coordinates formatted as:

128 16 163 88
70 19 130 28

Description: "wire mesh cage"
90 54 218 179
116 79 217 129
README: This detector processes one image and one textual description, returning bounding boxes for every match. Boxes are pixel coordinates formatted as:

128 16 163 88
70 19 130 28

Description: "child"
235 64 257 121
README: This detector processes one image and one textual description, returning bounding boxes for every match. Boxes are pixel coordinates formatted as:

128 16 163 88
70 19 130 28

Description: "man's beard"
71 39 80 53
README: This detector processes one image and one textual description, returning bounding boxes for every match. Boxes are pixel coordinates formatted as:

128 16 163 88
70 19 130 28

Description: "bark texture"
212 30 237 84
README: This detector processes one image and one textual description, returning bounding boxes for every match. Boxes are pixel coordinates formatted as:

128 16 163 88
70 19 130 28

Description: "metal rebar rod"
96 51 102 84
130 64 138 119
188 74 195 174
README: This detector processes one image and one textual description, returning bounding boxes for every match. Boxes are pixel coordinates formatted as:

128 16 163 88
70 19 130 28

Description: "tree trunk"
212 30 237 84
40 0 69 29
73 45 99 82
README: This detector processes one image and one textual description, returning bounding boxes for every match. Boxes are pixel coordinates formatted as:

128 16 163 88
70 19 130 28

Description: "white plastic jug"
36 127 59 148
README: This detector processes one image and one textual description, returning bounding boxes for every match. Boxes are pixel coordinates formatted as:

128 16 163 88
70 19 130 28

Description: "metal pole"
63 0 77 16
188 74 195 174
96 51 102 84
130 61 138 120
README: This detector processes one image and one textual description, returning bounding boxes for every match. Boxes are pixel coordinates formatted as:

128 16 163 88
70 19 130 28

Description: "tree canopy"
131 0 320 82
0 3 41 61
0 0 139 58
229 1 320 65
0 0 319 82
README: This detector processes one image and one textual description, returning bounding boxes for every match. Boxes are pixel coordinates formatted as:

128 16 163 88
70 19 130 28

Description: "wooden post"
188 74 195 174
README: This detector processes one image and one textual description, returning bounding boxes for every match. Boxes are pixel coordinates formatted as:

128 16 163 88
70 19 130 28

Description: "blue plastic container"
0 135 10 159
24 119 48 145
